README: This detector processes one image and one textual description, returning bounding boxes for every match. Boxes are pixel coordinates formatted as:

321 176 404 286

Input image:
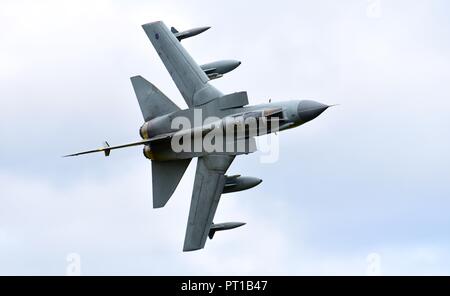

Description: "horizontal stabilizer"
152 159 191 208
131 76 180 121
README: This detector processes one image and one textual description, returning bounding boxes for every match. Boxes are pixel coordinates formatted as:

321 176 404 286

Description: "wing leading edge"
142 21 222 107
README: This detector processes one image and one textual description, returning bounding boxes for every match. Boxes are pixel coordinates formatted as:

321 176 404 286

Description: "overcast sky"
1 0 450 275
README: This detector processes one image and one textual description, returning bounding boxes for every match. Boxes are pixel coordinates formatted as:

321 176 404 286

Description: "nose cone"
297 100 329 123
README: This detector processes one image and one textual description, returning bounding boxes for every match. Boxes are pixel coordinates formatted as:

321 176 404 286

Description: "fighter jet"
65 21 331 251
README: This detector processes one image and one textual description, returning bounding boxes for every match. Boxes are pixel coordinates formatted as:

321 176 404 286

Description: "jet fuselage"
141 99 328 161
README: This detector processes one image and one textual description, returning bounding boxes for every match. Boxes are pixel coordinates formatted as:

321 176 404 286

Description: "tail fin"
130 75 180 121
151 159 191 208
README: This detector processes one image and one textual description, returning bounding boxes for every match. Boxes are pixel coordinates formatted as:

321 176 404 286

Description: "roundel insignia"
155 33 160 40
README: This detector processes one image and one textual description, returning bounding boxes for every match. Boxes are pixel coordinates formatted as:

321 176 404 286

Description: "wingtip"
183 245 204 252
141 20 163 28
130 75 143 81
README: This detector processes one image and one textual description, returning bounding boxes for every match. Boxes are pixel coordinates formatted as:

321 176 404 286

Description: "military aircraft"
65 21 331 251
